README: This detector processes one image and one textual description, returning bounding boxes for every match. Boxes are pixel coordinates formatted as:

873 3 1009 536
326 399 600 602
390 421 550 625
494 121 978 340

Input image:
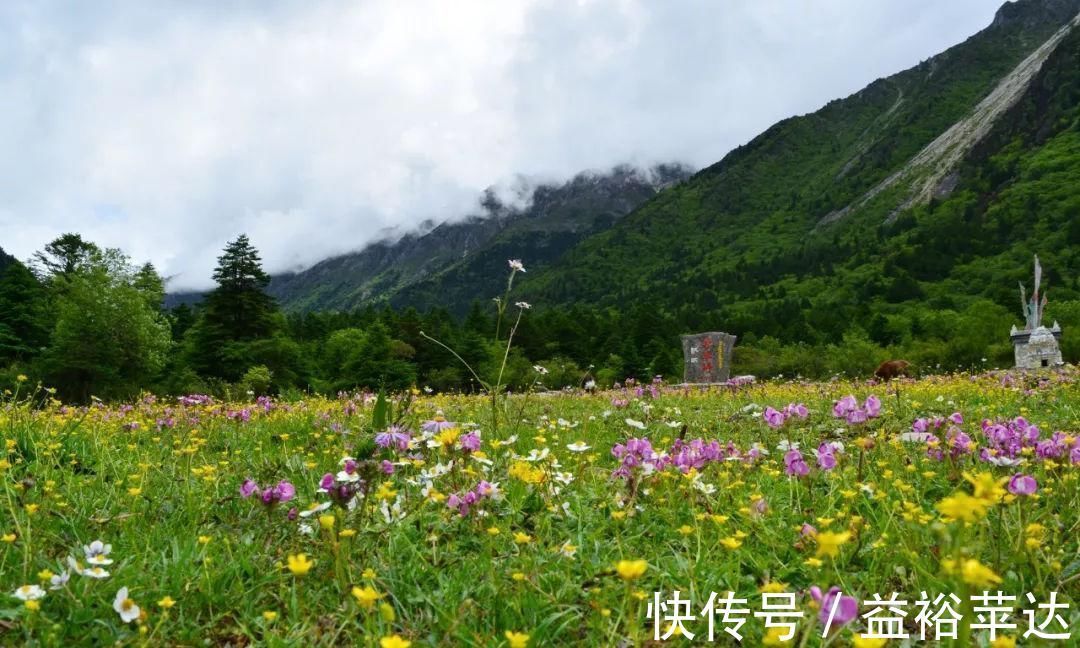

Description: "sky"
0 0 1006 290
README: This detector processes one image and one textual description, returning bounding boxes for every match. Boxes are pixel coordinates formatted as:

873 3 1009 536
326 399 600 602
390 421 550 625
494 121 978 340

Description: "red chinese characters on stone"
701 336 714 376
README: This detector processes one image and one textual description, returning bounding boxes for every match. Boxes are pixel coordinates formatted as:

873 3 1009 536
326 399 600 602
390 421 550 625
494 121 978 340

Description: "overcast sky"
1 0 1005 289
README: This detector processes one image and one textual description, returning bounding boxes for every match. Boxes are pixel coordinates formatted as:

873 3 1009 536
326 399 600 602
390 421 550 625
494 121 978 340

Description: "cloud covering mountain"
0 0 1004 289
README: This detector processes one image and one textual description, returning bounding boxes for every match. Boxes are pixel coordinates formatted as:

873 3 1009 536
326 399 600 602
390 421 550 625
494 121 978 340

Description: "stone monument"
681 332 737 383
1010 255 1063 369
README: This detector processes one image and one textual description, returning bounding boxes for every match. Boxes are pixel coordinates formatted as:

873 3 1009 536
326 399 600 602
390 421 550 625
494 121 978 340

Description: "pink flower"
816 448 837 471
832 396 857 418
240 478 259 498
863 395 881 418
1008 473 1037 496
784 450 810 477
809 586 858 628
786 403 809 419
763 407 786 429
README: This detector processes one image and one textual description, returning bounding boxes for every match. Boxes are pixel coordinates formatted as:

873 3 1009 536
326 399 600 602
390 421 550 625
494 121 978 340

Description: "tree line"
1 232 1077 402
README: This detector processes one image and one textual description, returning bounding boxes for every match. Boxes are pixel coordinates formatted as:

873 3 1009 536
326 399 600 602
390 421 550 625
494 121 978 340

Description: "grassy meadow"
1 369 1078 646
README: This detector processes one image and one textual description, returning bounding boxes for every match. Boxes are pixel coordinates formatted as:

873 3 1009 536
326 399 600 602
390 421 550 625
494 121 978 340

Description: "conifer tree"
187 234 281 380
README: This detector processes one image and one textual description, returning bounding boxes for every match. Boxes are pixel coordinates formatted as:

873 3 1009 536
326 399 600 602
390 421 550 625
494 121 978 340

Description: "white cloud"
0 0 1002 289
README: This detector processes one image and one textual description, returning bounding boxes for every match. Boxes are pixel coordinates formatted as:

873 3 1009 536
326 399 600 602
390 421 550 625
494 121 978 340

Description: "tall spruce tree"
187 234 280 380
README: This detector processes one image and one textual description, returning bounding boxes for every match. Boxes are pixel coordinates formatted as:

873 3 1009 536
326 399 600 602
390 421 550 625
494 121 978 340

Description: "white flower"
13 584 46 601
584 379 596 390
899 432 934 443
423 386 433 394
553 472 575 485
533 365 548 375
298 501 333 517
522 448 550 462
82 566 111 579
986 455 1022 467
298 523 315 536
624 418 646 430
113 587 141 623
508 259 526 272
335 470 361 483
48 571 70 590
566 441 590 452
83 540 113 565
692 480 717 495
665 421 683 428
776 440 799 452
515 301 532 310
68 556 110 579
380 497 406 523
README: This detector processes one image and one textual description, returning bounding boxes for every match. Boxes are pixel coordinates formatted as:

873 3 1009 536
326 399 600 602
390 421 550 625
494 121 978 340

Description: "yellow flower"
936 492 989 523
804 557 824 568
508 461 546 484
963 471 1008 503
37 569 54 582
511 572 526 581
990 636 1017 648
513 532 532 544
318 514 336 530
340 529 357 538
375 481 398 501
960 559 1001 588
505 630 530 648
286 553 313 576
262 610 278 622
762 626 794 645
1 533 15 543
852 636 888 648
197 535 211 545
380 635 412 648
677 525 694 536
1025 523 1046 538
759 582 787 594
379 602 396 622
720 536 742 550
435 427 460 448
127 487 142 497
158 596 176 609
352 585 383 609
615 560 647 581
486 526 501 536
25 599 41 612
814 530 852 558
362 568 377 579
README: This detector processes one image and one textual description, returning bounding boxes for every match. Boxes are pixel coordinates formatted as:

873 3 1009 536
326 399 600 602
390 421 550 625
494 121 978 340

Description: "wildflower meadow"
1 368 1078 646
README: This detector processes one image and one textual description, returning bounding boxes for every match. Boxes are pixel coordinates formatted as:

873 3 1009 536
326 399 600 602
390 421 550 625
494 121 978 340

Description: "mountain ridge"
263 163 692 312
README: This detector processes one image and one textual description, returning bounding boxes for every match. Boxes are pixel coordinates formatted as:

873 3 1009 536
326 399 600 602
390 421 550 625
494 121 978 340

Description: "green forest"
0 224 1076 403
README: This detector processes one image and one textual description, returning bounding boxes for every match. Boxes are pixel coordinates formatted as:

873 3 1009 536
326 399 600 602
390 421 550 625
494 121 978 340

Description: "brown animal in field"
874 360 911 381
